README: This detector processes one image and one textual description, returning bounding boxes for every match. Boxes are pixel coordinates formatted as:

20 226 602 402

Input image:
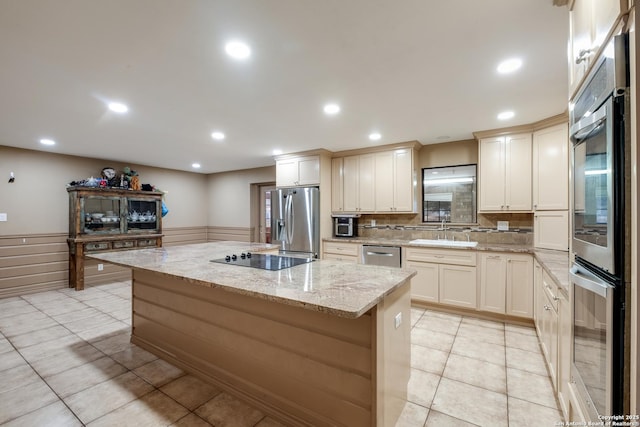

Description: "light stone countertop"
87 241 416 319
324 237 570 295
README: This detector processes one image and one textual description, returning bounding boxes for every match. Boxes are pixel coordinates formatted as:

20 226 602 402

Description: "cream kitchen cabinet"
374 148 415 212
558 289 572 419
534 211 569 251
343 154 375 212
331 157 344 212
336 146 416 214
478 133 532 212
276 155 320 187
569 0 625 97
479 252 533 318
405 247 477 309
533 123 569 210
322 241 360 263
534 259 563 393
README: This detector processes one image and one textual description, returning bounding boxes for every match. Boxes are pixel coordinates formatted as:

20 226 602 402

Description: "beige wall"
206 166 275 227
418 139 478 169
0 146 208 235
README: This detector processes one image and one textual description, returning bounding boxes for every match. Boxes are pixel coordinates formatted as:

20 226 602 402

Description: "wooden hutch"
67 186 163 290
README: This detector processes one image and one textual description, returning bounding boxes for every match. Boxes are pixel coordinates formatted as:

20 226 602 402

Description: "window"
422 164 477 223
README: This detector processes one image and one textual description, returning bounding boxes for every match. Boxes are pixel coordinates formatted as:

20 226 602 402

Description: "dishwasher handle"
361 245 401 268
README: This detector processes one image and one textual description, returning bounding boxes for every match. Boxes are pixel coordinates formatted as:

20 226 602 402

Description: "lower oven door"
570 263 615 419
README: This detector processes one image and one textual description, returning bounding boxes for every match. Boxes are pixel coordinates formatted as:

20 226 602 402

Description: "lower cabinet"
405 247 477 309
479 252 533 319
322 241 360 263
558 291 571 419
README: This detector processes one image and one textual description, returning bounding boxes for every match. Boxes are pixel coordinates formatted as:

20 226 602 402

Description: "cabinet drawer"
85 242 110 252
542 270 560 312
405 247 476 266
323 242 360 257
323 253 359 263
137 239 158 248
113 240 135 249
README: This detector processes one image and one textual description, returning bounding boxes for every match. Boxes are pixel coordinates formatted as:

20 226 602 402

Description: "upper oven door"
571 96 616 274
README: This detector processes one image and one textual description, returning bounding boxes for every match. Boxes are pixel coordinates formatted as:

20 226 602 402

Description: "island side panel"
373 280 412 427
131 269 375 427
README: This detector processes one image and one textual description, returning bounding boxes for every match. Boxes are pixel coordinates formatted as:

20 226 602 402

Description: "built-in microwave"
333 215 358 237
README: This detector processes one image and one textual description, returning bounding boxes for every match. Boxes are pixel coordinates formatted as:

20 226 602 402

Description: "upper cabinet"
343 153 376 212
478 133 532 212
533 123 569 210
374 148 414 212
276 155 320 187
569 0 626 97
333 144 419 214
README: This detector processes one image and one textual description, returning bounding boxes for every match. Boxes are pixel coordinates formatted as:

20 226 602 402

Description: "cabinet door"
506 254 534 319
534 211 569 251
393 149 414 212
569 0 594 94
541 291 559 391
439 265 477 309
558 294 572 418
332 158 344 213
593 0 621 53
297 156 320 186
276 158 299 187
406 260 439 303
479 254 506 314
479 137 506 211
358 154 376 212
375 151 395 212
342 156 359 212
504 133 532 211
533 124 569 210
534 260 544 336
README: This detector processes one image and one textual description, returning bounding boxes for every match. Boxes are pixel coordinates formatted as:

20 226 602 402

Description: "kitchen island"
88 241 415 427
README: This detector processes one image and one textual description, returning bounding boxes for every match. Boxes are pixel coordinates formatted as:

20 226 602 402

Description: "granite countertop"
324 237 534 253
323 237 571 295
533 249 570 296
87 241 416 319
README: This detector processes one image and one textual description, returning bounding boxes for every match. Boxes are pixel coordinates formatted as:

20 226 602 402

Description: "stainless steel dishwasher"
361 245 401 268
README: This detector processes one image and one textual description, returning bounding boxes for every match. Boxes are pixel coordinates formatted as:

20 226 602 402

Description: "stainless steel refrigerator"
270 187 320 258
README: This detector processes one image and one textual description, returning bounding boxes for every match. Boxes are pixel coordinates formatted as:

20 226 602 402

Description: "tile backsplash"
357 213 533 245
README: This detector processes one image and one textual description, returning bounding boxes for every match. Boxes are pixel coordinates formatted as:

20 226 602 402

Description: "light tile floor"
0 281 564 426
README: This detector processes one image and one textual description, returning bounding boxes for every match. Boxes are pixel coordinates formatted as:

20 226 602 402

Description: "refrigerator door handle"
285 193 294 244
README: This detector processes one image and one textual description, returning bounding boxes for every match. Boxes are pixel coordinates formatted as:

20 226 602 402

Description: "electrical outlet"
371 219 376 226
394 312 402 329
497 221 509 231
98 264 104 271
0 213 7 221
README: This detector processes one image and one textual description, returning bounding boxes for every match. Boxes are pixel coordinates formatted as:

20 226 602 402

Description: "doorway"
251 183 276 243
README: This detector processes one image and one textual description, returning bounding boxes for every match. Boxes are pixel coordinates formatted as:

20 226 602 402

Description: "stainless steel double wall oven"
569 33 630 419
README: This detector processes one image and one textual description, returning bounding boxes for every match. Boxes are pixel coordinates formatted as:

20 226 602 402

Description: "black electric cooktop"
210 253 314 271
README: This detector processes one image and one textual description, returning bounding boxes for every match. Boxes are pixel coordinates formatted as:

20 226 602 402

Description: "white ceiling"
0 0 569 174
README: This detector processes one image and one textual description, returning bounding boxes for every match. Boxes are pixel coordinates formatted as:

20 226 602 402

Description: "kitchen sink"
409 239 478 248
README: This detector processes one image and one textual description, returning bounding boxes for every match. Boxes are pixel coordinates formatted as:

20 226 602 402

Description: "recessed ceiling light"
39 138 56 146
497 58 522 74
272 149 283 156
497 111 515 120
369 132 381 141
225 41 251 60
192 163 201 169
108 102 129 113
323 103 340 115
211 131 225 140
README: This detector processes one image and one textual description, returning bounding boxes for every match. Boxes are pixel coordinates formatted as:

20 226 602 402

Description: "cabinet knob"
543 305 551 311
576 48 594 64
